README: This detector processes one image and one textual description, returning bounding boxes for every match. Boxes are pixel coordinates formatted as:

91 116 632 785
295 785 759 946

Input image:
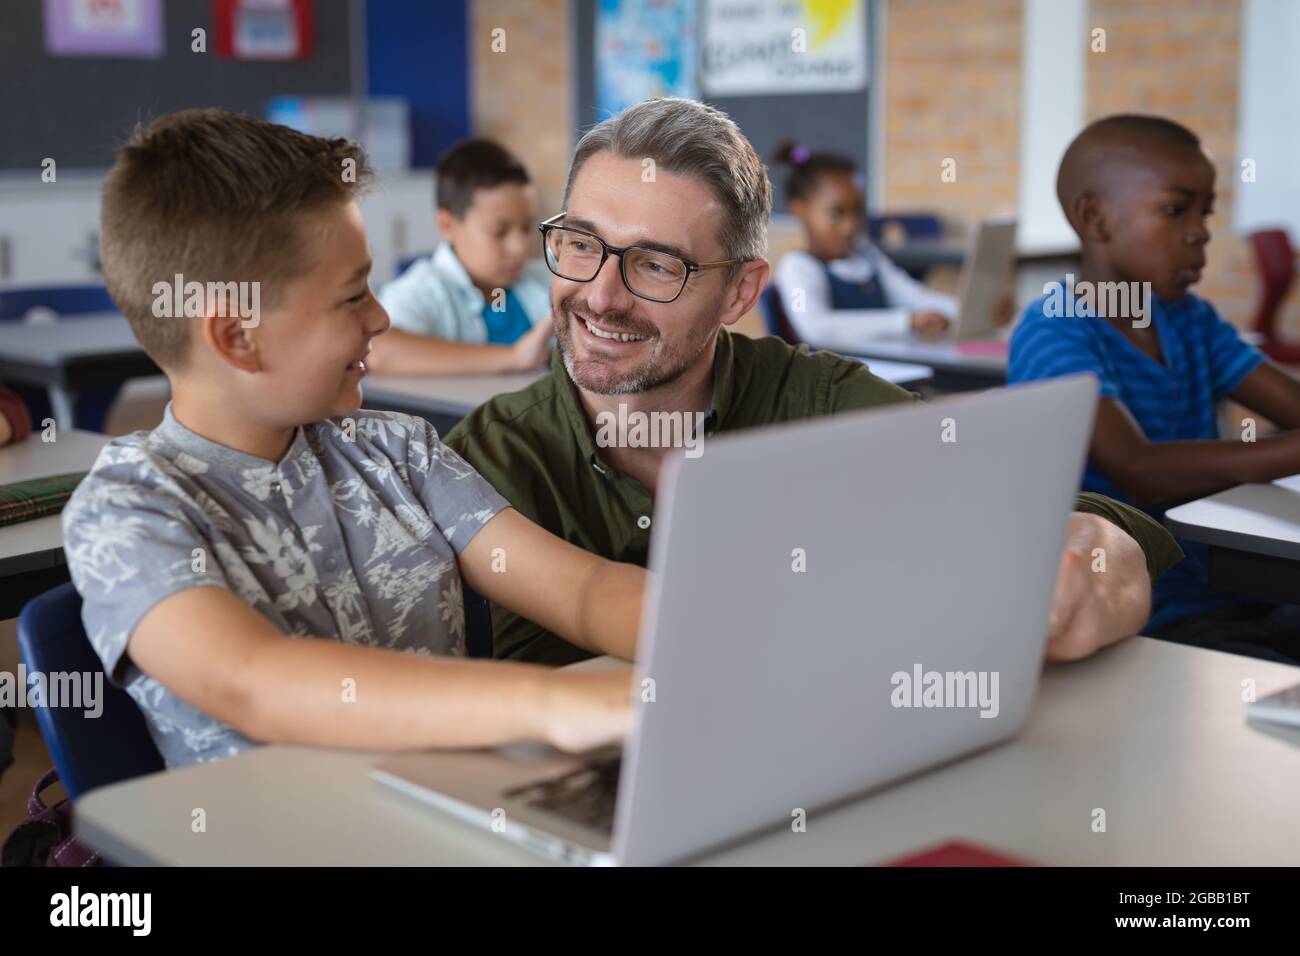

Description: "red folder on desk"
955 341 1010 357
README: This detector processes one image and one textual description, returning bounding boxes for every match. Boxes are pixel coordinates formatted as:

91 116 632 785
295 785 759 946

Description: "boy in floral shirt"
63 109 640 769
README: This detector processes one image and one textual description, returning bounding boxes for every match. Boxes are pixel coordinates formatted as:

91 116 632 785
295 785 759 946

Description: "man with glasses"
444 96 1183 667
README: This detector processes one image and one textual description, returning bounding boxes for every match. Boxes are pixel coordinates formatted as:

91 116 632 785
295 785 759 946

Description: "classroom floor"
0 378 168 851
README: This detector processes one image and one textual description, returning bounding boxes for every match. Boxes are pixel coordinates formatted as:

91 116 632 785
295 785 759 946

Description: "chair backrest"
462 579 494 659
866 212 943 243
395 252 432 278
758 284 803 346
0 286 116 322
16 582 164 800
1249 229 1296 337
17 579 491 797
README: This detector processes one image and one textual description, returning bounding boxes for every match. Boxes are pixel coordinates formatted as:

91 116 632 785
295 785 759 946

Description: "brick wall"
468 0 776 334
879 0 1271 330
881 0 1024 228
470 0 573 220
1086 0 1273 330
469 1 1276 334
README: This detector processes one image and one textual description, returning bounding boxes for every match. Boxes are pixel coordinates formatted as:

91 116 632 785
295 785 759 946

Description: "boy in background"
1009 114 1300 662
370 138 554 375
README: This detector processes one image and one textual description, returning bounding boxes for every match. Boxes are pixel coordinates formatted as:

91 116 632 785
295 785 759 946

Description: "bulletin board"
573 0 877 213
0 0 354 171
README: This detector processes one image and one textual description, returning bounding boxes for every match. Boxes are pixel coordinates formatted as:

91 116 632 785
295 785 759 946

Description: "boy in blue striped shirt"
1010 114 1300 663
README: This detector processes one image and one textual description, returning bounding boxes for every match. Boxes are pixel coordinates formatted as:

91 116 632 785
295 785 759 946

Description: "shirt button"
324 557 338 572
636 515 651 530
269 481 281 494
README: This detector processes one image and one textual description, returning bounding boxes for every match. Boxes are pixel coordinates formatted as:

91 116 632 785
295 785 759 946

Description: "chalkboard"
573 0 877 214
0 0 355 171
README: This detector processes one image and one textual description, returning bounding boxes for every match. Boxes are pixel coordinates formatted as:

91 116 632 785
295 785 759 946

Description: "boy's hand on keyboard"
1044 512 1152 662
540 667 635 752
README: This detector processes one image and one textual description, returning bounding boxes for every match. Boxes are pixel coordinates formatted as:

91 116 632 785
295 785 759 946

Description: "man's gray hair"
563 97 771 264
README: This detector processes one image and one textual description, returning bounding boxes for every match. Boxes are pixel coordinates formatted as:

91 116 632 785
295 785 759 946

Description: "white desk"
1164 474 1300 604
821 355 933 387
363 359 933 433
362 371 547 426
813 334 1007 392
0 313 156 429
0 429 108 618
75 638 1300 866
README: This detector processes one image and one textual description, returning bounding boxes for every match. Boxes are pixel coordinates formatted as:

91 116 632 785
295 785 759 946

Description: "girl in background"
771 141 1004 344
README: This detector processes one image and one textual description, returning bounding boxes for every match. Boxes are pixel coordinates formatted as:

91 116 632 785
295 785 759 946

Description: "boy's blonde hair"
100 108 373 369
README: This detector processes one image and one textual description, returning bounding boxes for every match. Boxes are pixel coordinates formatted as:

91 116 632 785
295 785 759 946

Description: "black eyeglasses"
538 213 744 304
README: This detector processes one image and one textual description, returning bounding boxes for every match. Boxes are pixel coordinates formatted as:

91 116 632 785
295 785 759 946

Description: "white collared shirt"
378 242 553 342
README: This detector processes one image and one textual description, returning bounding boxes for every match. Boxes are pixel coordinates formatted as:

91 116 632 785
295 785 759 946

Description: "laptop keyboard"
502 752 623 833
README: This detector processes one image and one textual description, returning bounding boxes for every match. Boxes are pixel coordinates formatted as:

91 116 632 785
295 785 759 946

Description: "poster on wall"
596 0 698 117
43 0 164 58
214 0 316 61
701 0 867 95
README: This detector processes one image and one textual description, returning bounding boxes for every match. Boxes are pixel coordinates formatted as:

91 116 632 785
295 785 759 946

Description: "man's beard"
553 293 715 396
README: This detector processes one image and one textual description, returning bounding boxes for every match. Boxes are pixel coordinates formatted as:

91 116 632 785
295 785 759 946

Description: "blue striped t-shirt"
1008 288 1265 631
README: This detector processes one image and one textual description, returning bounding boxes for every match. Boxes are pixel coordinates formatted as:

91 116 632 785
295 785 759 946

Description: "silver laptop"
952 215 1017 342
371 374 1098 865
847 215 1016 348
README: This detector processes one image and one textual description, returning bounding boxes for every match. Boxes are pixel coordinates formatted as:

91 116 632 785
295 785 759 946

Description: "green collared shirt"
446 330 1185 665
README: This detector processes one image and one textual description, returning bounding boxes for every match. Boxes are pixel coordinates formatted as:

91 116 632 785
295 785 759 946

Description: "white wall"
1235 0 1300 238
0 171 437 293
1016 0 1086 255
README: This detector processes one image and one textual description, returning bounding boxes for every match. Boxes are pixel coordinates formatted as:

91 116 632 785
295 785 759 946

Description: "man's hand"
1044 512 1152 662
510 319 555 372
910 311 950 339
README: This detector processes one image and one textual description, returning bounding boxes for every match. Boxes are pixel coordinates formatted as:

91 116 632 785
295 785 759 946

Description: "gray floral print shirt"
61 404 509 768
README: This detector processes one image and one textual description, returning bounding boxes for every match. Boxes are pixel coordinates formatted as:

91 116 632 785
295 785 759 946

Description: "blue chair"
463 580 494 659
395 252 432 278
0 286 116 318
16 582 163 801
16 577 491 801
866 213 944 280
866 212 943 243
758 285 802 346
0 285 123 433
0 711 14 784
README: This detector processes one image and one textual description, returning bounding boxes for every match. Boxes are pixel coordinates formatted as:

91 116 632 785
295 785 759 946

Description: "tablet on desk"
952 217 1017 343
